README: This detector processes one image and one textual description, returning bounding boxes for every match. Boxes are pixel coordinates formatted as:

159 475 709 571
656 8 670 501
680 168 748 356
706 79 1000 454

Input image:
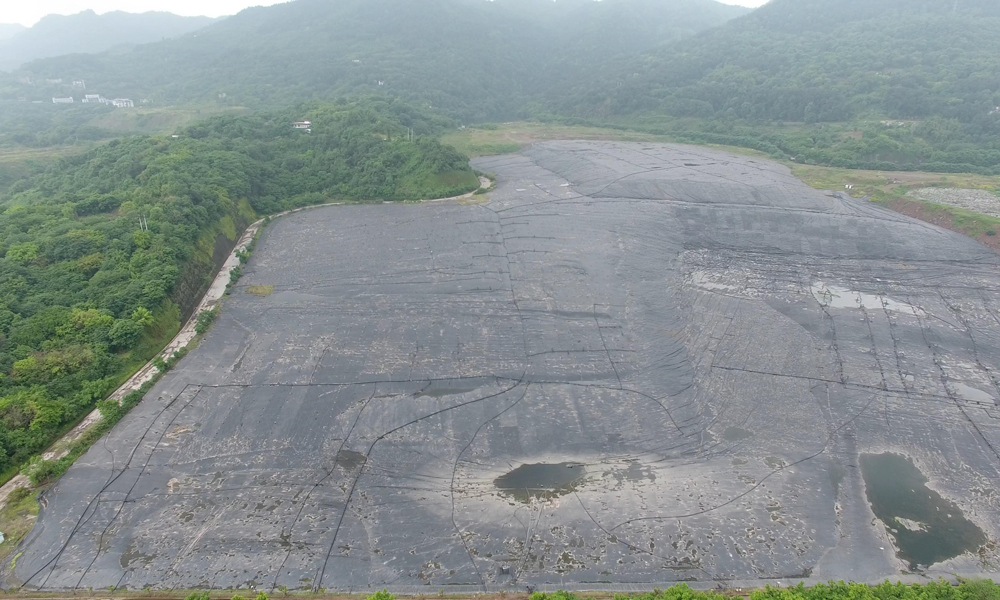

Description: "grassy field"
442 122 685 158
0 145 91 194
86 104 250 136
0 145 90 163
788 164 1000 249
0 487 39 563
788 164 1000 200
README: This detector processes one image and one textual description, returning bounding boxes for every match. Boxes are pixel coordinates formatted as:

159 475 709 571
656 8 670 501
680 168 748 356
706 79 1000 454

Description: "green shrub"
195 307 219 335
531 592 579 600
961 580 1000 600
20 456 60 486
366 590 395 600
6 486 32 504
185 592 211 600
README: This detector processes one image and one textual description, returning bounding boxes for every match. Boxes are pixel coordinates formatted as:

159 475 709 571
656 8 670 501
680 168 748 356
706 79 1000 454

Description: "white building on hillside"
52 97 74 104
111 98 134 108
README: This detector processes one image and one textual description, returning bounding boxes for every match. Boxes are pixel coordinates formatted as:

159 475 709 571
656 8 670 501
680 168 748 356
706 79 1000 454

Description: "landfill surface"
11 142 1000 591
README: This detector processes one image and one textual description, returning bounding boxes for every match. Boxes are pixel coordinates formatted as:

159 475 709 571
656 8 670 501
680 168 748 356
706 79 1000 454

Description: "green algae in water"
495 462 585 503
860 453 986 569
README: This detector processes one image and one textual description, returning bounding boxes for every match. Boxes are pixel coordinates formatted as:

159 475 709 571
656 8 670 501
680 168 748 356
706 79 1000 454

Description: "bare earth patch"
883 197 1000 252
908 188 1000 219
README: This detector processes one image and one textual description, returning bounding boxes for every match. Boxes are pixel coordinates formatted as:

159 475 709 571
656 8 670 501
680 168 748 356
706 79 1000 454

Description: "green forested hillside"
7 0 1000 172
586 0 1000 123
0 98 477 480
554 0 1000 171
1 0 747 121
0 11 216 72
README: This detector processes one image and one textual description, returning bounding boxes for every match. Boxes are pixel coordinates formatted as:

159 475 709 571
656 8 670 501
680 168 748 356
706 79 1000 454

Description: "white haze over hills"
1 0 767 27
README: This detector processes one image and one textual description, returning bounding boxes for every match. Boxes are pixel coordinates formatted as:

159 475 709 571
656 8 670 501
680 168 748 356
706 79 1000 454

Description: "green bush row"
532 581 999 600
178 580 998 600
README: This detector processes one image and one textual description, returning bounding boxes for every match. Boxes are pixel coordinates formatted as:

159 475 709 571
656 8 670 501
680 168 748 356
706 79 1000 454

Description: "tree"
109 319 143 351
132 306 154 327
6 242 39 265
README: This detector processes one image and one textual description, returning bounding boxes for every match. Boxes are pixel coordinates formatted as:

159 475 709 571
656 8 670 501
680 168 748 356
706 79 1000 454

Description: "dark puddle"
335 449 367 470
608 461 656 485
723 427 753 442
120 541 156 569
495 462 585 503
860 453 986 570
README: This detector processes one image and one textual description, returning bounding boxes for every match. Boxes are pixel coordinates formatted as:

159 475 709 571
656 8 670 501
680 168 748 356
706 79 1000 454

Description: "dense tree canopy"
524 0 1000 172
589 0 1000 123
0 98 477 478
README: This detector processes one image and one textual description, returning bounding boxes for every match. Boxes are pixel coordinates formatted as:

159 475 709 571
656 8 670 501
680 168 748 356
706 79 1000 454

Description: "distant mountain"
488 0 749 55
571 0 1000 125
0 10 216 72
4 0 748 120
0 24 26 41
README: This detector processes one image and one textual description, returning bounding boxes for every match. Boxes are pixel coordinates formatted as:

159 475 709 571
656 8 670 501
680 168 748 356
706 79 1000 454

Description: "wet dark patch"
764 456 786 469
120 540 156 569
495 462 585 503
723 427 753 442
334 450 367 470
829 462 846 496
860 453 986 570
608 461 655 484
622 461 655 482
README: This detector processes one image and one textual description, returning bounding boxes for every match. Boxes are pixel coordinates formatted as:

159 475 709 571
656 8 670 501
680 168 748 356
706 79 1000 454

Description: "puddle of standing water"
810 282 925 316
495 462 586 503
335 450 367 470
416 384 480 398
860 453 986 570
723 427 753 442
950 382 996 404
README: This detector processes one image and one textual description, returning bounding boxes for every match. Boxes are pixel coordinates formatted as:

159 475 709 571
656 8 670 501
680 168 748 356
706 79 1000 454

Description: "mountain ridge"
0 23 26 40
0 10 216 72
2 0 749 121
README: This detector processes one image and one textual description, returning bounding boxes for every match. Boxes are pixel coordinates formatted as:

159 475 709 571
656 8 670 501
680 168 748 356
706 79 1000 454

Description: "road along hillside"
8 142 1000 591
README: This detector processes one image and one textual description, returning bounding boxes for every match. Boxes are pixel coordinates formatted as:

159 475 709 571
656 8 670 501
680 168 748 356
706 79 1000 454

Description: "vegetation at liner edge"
168 581 1000 600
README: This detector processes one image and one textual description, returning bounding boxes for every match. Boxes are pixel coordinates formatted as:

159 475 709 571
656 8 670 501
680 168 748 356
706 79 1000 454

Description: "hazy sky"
1 0 769 27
